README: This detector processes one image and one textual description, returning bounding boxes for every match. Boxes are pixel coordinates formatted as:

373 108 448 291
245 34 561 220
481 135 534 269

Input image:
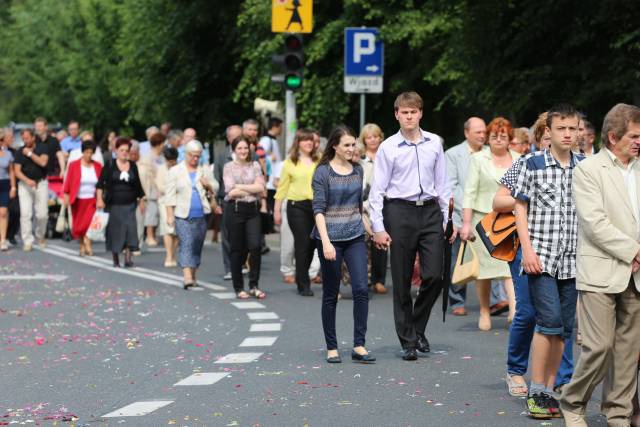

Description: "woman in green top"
274 129 320 297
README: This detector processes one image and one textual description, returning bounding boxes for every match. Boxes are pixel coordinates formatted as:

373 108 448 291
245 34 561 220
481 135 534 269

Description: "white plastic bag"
86 210 109 242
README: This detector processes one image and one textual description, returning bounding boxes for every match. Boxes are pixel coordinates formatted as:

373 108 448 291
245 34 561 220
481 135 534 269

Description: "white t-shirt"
258 135 282 162
78 165 98 199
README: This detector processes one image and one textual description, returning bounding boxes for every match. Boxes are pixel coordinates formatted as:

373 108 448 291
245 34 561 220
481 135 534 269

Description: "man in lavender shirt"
369 91 450 361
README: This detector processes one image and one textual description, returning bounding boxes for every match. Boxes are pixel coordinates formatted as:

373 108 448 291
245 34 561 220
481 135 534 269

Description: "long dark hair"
319 125 356 165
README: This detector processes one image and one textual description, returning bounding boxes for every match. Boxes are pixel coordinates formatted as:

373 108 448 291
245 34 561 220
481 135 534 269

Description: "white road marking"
210 292 237 300
250 323 282 332
0 274 67 282
214 352 263 364
40 244 226 290
102 400 173 417
247 312 279 320
231 301 266 310
174 372 229 386
239 336 278 347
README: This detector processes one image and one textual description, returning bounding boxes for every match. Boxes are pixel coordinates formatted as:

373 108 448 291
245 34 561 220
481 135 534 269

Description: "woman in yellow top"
274 129 320 296
460 117 519 331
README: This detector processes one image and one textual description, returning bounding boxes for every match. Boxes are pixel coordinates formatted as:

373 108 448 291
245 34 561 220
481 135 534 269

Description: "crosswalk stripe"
102 400 173 417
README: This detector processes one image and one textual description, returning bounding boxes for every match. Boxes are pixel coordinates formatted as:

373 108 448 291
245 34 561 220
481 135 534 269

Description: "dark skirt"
175 216 207 268
0 179 9 208
106 203 139 252
71 198 96 239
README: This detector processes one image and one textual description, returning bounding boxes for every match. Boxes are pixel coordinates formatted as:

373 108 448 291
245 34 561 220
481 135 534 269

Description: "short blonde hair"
359 123 384 156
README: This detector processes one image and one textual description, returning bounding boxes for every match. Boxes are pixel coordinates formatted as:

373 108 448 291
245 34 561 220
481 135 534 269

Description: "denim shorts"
528 273 577 339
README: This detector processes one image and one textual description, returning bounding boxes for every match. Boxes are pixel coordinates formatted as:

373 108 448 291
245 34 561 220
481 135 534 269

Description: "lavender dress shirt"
369 129 450 233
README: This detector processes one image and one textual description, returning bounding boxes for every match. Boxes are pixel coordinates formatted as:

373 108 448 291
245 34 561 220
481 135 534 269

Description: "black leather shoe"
417 334 430 353
299 289 314 297
326 355 342 363
402 348 418 361
351 351 376 364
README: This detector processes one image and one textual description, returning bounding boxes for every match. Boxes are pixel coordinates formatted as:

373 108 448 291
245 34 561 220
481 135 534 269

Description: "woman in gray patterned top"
312 126 375 364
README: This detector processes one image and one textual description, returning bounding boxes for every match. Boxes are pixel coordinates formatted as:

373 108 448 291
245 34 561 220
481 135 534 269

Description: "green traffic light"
285 74 302 89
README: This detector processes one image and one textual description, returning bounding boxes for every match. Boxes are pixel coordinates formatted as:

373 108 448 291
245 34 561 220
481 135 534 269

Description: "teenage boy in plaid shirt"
512 104 584 419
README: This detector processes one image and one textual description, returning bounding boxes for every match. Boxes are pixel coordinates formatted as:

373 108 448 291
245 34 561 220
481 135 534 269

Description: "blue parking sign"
344 27 383 93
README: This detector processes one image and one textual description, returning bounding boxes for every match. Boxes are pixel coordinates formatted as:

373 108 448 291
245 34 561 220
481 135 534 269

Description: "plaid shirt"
500 156 524 191
512 150 585 279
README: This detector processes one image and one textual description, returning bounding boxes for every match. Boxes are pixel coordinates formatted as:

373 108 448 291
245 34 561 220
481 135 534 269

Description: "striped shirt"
512 150 585 279
311 163 365 241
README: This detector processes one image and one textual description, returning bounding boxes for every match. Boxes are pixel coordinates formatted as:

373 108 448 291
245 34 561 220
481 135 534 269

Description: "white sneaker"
223 272 232 280
23 243 33 252
0 241 8 251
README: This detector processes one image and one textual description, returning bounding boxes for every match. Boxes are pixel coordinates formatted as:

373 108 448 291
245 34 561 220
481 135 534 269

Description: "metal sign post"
285 89 297 152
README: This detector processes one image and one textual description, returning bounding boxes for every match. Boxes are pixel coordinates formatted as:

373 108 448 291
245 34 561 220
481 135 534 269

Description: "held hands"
322 241 337 261
373 231 392 250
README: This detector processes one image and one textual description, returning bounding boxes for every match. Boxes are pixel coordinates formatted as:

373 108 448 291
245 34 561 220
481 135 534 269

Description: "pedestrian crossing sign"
272 0 312 34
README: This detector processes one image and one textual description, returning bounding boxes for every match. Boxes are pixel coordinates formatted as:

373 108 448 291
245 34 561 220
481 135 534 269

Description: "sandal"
249 288 266 299
506 374 528 397
236 291 251 299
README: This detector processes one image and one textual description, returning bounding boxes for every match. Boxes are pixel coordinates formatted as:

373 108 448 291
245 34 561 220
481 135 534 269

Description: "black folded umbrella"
442 198 455 322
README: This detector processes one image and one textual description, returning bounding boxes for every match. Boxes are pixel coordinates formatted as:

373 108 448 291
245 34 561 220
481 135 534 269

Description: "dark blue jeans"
507 248 574 385
317 236 369 350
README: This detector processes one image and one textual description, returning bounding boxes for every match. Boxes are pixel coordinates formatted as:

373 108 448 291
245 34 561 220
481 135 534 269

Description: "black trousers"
286 199 315 292
370 241 388 286
384 200 444 349
225 201 262 292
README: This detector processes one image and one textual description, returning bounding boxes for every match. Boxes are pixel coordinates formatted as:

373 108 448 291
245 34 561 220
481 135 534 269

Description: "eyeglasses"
489 134 509 141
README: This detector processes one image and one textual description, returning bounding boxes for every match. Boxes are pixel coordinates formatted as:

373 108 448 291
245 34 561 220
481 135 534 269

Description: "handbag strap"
491 212 515 234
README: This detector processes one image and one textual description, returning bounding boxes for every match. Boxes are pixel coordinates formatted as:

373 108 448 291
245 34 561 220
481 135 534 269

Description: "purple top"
369 129 450 232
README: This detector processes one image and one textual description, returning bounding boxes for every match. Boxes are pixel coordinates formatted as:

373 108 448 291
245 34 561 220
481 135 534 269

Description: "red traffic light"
284 34 302 51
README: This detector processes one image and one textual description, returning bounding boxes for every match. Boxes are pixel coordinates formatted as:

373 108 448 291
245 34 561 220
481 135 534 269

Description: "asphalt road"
0 237 610 426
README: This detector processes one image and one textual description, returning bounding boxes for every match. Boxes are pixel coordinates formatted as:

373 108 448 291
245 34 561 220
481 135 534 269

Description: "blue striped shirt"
311 163 364 241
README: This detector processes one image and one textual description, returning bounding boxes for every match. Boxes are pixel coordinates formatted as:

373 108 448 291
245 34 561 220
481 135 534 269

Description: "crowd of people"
1 91 639 424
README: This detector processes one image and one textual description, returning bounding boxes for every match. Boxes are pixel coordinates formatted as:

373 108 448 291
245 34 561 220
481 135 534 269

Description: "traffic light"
272 33 304 91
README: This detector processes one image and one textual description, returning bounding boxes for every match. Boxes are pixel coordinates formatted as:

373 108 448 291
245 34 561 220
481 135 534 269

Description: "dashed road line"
102 401 174 418
250 323 282 332
231 301 266 309
239 336 278 347
210 292 237 299
247 312 279 320
174 372 229 386
215 352 264 364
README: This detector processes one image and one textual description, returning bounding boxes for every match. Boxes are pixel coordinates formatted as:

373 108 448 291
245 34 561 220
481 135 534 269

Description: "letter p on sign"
354 32 376 63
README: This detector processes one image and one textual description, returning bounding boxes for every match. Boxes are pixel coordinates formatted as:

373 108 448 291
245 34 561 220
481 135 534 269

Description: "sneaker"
38 239 46 249
541 392 562 418
527 393 552 419
223 272 232 281
242 267 249 275
0 241 8 251
23 243 33 252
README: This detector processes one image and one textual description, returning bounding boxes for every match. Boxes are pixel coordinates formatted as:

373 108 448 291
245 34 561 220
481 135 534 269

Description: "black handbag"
261 212 275 234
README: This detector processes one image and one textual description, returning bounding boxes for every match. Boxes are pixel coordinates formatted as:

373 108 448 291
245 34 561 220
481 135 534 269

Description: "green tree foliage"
0 0 638 143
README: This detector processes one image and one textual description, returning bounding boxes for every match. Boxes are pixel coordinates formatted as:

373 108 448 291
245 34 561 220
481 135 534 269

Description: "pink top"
223 160 264 203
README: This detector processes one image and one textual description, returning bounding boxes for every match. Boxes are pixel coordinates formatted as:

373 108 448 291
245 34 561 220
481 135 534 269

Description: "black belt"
288 199 312 206
385 198 437 207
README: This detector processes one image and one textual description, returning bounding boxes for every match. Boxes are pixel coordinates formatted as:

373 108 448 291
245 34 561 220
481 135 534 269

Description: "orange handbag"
475 211 520 262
